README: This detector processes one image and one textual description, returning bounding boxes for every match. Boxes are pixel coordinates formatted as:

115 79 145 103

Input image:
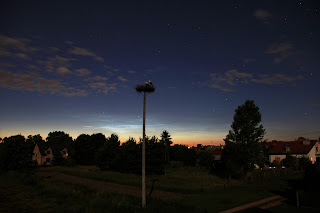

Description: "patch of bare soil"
37 172 191 200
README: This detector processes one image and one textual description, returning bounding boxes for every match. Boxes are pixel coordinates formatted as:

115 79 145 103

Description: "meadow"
0 166 317 212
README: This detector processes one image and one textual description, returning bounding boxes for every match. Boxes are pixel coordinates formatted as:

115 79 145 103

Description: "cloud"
75 68 91 76
38 55 74 73
251 74 304 85
0 70 87 96
87 75 108 81
265 42 295 63
254 9 272 24
89 82 116 94
117 76 128 82
206 69 304 92
128 70 136 74
0 34 38 53
69 46 104 62
56 67 72 75
26 64 40 70
89 82 108 89
208 70 252 91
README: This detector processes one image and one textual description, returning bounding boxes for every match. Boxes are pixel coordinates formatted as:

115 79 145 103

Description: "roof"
213 148 223 155
35 142 48 156
268 140 318 155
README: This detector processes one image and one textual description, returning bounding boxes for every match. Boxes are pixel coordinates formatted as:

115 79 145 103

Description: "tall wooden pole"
142 91 146 207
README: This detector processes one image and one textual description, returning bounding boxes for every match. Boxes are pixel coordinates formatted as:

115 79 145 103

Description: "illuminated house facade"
32 143 69 166
268 140 319 164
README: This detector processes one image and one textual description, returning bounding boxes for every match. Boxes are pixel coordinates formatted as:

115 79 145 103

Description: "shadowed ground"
37 171 192 200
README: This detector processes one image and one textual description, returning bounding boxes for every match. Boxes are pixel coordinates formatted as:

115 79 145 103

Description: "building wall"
269 142 320 164
43 147 54 165
269 154 286 163
61 148 68 158
32 144 43 165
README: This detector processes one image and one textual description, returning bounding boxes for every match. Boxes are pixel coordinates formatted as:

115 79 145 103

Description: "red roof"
213 148 223 155
268 140 318 155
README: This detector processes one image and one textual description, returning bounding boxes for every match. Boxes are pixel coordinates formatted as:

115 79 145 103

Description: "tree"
135 80 155 207
159 130 172 162
0 135 37 172
96 134 120 170
223 100 266 176
74 134 92 165
115 137 141 173
46 131 73 165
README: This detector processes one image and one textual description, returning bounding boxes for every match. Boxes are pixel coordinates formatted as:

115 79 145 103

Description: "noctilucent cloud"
1 1 319 145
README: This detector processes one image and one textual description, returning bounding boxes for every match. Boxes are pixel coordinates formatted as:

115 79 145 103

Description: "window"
275 157 281 163
46 158 50 162
316 147 319 152
47 151 51 154
62 151 66 155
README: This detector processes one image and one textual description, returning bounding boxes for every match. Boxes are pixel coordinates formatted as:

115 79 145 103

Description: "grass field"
0 166 313 212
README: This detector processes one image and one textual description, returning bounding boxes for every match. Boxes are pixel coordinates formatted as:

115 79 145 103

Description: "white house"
268 140 319 164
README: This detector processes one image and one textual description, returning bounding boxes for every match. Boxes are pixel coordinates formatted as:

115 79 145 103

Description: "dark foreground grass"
1 167 309 213
39 166 232 194
0 171 196 213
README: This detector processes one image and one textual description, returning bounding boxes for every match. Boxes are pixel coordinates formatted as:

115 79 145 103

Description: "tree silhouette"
135 80 155 207
223 100 266 176
160 130 172 162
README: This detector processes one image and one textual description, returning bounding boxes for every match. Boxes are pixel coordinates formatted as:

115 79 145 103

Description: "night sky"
1 0 319 145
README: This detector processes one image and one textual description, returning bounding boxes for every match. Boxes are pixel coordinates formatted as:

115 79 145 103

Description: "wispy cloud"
56 67 72 75
118 76 128 82
254 9 272 24
75 68 91 76
206 69 304 92
251 74 303 85
87 75 108 81
89 82 116 94
0 70 87 96
265 42 295 63
69 46 104 62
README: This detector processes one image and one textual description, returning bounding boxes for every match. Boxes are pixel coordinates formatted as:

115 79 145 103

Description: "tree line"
1 99 317 179
0 130 215 174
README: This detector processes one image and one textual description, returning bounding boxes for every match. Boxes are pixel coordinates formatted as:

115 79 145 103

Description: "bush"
271 160 280 168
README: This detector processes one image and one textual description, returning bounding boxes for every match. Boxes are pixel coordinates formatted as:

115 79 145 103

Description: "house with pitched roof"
212 148 223 161
267 140 320 164
32 143 69 166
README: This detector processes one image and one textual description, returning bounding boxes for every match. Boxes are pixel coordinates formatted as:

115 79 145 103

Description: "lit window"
275 157 281 162
311 157 313 162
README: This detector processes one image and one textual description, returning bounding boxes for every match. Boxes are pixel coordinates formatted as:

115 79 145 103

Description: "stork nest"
135 84 155 93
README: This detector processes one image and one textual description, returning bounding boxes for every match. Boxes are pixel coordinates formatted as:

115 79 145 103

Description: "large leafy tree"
0 135 36 172
96 134 120 170
74 134 93 165
223 100 266 176
46 131 73 165
159 130 173 162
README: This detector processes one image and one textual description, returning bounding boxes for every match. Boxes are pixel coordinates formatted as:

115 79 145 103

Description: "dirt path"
37 172 190 200
219 195 283 213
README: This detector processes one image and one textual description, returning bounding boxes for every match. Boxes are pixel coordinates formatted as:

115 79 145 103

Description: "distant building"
32 143 69 166
212 148 223 161
267 140 319 164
